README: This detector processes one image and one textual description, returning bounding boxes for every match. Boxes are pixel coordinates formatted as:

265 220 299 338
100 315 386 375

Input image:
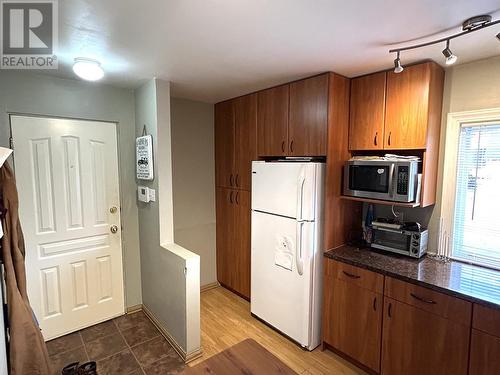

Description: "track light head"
394 52 403 73
442 40 457 65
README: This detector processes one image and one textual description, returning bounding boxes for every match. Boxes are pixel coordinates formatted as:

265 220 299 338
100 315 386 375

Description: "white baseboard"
142 304 203 363
200 282 220 293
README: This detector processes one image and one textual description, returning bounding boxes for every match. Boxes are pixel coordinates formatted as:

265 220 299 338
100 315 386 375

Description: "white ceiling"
52 0 500 103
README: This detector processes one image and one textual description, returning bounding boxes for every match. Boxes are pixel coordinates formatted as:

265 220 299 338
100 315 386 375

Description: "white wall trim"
438 107 500 257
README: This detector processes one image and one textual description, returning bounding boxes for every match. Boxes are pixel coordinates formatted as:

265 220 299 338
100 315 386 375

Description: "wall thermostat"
138 186 156 203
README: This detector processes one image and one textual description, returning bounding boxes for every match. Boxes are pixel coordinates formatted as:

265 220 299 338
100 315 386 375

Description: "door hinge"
184 267 187 276
9 137 14 150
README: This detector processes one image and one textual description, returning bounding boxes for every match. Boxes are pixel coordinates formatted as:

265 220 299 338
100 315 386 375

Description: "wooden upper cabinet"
349 72 386 150
215 101 235 188
289 74 329 156
234 94 257 191
385 62 443 149
257 85 289 157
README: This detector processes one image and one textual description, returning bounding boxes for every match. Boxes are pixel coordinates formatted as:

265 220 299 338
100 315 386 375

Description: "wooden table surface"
181 338 298 374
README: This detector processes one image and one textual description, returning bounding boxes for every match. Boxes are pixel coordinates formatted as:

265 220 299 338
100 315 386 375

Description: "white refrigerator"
251 160 325 351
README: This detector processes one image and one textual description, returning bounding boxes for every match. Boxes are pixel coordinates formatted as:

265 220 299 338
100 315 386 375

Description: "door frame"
8 112 127 325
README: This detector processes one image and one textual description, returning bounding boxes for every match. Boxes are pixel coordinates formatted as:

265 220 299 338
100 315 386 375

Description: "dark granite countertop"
324 245 500 310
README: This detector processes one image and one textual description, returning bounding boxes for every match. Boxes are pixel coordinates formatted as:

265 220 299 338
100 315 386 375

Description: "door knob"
109 206 118 214
110 225 118 234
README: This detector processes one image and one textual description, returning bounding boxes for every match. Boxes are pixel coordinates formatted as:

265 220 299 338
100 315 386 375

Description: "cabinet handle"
229 191 234 204
388 132 392 146
230 174 234 187
388 302 392 318
410 293 436 305
290 140 294 153
281 141 285 153
235 192 240 205
374 132 378 146
235 174 239 187
342 271 360 279
373 297 377 311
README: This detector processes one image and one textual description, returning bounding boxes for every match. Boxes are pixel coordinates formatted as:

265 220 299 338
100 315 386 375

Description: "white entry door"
11 115 125 340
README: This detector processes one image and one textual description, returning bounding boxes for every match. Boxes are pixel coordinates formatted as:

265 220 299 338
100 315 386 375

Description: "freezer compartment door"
251 210 315 348
251 161 320 220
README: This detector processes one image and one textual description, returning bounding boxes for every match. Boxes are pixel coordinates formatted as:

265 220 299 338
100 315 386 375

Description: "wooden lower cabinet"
216 188 251 299
381 297 470 375
323 274 382 372
469 329 500 375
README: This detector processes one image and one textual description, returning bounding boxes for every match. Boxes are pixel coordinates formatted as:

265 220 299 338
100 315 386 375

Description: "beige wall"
0 70 142 307
427 55 500 251
136 81 201 356
170 98 216 287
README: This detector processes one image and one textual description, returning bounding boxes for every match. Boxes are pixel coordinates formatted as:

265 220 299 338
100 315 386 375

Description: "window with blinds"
452 122 500 269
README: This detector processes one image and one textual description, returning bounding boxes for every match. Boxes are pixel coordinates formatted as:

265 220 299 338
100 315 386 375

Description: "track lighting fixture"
389 14 499 67
442 40 457 65
393 52 403 73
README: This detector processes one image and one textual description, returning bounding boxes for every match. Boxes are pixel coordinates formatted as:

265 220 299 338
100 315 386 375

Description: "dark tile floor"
46 311 185 375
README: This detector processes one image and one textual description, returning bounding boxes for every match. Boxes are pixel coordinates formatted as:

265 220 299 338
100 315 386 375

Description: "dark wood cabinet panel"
385 62 432 149
469 329 500 375
257 85 289 157
215 187 250 300
473 303 500 337
234 94 257 191
381 297 470 375
215 101 235 188
289 74 329 156
324 259 384 294
232 190 251 299
216 187 234 287
385 276 472 325
349 72 386 150
323 274 383 372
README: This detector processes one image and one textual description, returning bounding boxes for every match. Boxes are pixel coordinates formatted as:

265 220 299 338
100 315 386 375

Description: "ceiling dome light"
73 58 104 81
393 52 403 73
442 40 457 65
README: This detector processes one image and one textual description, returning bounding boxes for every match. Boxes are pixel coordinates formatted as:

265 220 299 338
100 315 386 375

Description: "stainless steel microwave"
343 160 420 203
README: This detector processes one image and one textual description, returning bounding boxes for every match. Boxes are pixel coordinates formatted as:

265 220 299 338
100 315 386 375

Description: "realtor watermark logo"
1 0 58 69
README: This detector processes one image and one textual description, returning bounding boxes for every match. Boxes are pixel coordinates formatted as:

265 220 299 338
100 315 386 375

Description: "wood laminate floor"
189 286 366 375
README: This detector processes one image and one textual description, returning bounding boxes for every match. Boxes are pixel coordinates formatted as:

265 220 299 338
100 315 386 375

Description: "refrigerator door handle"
296 170 306 221
296 221 304 276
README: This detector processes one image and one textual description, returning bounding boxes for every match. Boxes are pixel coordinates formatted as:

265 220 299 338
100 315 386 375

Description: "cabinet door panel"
469 329 500 375
215 101 235 188
289 74 328 156
349 72 386 150
385 63 431 149
234 94 257 191
232 190 251 299
216 188 235 287
257 85 289 157
381 297 469 375
323 275 382 372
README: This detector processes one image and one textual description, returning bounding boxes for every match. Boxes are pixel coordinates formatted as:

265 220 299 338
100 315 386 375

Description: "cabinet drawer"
473 304 500 337
324 259 384 294
385 277 471 325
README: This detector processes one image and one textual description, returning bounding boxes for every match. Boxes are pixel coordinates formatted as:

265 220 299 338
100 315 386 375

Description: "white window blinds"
452 122 500 269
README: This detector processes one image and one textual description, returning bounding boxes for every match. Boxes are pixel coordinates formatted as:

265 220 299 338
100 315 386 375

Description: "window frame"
438 107 500 270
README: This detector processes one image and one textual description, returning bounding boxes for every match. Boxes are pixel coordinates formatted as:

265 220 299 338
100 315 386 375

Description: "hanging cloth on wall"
0 162 52 375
